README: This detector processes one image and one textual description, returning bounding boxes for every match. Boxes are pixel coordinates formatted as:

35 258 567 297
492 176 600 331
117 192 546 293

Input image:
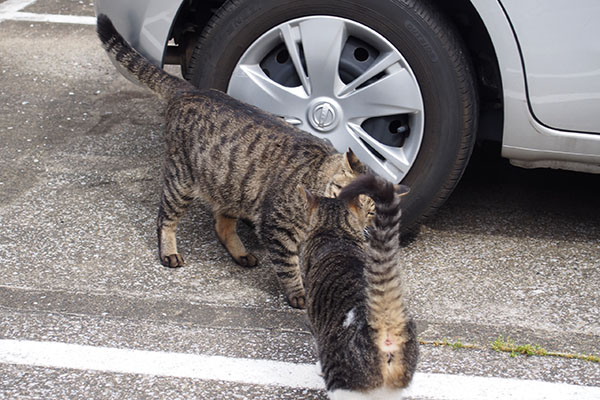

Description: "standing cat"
96 15 368 308
299 175 418 398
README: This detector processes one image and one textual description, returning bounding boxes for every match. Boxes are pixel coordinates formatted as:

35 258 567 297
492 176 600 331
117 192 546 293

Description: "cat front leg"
262 227 306 309
215 213 258 267
273 252 306 309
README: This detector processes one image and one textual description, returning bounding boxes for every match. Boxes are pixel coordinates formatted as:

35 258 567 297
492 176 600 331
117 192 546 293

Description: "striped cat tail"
96 14 194 100
339 175 418 388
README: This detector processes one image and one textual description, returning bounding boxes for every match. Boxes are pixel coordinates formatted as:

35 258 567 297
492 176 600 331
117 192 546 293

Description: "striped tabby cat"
96 15 368 308
299 175 418 398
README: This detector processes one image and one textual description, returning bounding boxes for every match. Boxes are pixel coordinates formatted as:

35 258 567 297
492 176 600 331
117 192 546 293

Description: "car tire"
187 0 478 230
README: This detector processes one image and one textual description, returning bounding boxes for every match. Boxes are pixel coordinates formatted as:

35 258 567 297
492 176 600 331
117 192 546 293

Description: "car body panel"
94 0 185 66
500 0 600 134
470 0 600 172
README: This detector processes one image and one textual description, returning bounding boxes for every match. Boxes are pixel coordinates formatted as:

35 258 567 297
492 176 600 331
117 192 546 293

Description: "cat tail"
338 175 418 388
96 14 194 100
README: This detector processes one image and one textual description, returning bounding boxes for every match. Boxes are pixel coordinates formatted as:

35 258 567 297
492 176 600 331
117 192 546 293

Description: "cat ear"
345 195 363 219
297 185 318 213
395 184 410 197
344 149 366 174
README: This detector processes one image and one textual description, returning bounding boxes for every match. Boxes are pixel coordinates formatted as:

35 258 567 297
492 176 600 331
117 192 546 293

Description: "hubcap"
308 99 340 132
227 16 424 183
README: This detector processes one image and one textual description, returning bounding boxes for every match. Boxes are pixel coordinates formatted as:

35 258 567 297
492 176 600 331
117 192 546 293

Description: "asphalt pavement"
1 1 599 399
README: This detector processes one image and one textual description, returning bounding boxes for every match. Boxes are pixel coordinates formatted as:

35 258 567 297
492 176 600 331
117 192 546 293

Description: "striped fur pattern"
299 175 418 397
96 15 368 308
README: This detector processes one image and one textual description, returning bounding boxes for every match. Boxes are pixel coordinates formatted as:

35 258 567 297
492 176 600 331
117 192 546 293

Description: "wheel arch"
428 0 504 144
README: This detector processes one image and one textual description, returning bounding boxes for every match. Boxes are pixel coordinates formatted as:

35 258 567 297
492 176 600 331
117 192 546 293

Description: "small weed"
491 335 514 353
452 339 464 350
492 335 548 357
585 355 600 363
516 343 547 357
423 338 472 351
421 335 599 364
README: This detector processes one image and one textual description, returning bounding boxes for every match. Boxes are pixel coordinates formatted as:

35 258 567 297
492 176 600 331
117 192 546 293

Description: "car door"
499 0 600 134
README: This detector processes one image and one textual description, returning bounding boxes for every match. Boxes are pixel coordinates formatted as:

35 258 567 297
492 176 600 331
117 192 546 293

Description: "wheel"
187 0 477 229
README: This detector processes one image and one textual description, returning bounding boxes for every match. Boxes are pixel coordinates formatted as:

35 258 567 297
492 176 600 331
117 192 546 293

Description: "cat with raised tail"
299 174 418 399
96 14 370 308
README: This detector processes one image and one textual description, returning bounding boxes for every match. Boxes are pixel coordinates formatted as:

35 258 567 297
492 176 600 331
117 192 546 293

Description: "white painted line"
0 339 324 390
2 339 600 399
405 373 600 400
0 0 38 14
0 11 96 25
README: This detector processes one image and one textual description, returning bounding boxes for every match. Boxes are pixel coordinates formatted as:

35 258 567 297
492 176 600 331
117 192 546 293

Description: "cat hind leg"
157 201 187 268
157 163 195 268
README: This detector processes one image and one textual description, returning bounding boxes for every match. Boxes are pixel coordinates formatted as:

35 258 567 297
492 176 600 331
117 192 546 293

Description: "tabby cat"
96 15 368 308
299 174 418 398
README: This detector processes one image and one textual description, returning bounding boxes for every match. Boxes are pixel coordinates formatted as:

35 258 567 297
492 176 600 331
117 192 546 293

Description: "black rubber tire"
187 0 478 230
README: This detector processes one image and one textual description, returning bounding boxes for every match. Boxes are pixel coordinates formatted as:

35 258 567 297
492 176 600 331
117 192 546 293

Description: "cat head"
324 149 375 222
324 149 368 197
298 182 370 238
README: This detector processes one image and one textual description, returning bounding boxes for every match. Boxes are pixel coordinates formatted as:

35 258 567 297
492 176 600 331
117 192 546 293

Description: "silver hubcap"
308 99 340 132
227 16 424 183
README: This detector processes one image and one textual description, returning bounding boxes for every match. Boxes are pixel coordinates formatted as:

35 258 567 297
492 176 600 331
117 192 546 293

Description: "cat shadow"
127 187 281 298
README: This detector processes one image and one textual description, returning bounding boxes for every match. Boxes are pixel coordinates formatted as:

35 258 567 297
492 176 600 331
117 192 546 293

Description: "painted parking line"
2 339 600 399
0 0 38 14
0 0 95 25
0 339 323 389
0 11 96 25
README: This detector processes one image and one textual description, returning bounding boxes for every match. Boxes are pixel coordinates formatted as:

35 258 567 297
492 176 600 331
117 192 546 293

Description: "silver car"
95 0 600 228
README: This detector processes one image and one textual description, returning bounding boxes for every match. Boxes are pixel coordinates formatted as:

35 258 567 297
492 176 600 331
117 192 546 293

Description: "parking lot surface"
1 1 599 398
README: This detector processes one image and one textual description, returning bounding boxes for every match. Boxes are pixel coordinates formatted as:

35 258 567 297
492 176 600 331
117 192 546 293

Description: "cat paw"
161 253 184 268
236 253 258 268
288 295 306 309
